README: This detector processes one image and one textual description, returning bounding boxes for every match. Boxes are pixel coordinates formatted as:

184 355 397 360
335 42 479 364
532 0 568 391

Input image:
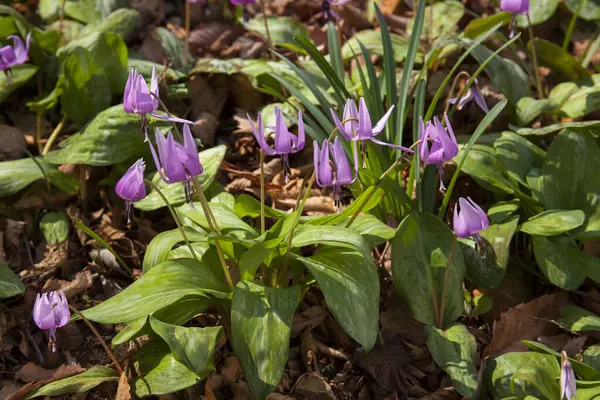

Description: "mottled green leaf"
243 16 308 51
143 228 208 271
559 304 600 332
231 281 300 399
510 365 559 400
0 64 38 104
549 75 600 118
533 236 589 289
408 1 464 40
565 0 600 20
342 29 418 63
515 97 559 127
40 212 70 245
515 0 558 27
291 224 371 259
520 210 585 236
494 131 546 187
0 264 24 299
528 38 591 82
26 367 119 398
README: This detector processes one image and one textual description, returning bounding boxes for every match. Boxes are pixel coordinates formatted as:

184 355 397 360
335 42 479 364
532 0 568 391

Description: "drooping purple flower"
248 107 305 183
419 114 458 189
33 291 70 352
123 67 193 140
331 98 412 167
313 0 351 20
560 351 576 400
0 33 31 74
453 197 489 241
231 0 256 21
314 137 357 210
116 158 147 223
149 124 203 206
448 78 489 113
500 0 529 14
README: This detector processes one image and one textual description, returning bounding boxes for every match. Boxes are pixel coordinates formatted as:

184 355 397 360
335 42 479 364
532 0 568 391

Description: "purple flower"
123 67 193 140
248 107 305 183
448 78 489 113
116 158 146 223
314 137 357 209
149 124 203 206
331 98 412 167
33 291 70 352
231 0 256 21
0 33 31 73
419 114 458 189
560 351 576 400
500 0 529 13
453 197 489 240
313 0 351 19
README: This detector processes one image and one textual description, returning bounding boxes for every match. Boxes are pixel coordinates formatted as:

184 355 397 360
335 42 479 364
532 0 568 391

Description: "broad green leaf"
128 58 186 82
472 293 493 317
549 75 600 118
57 31 128 94
494 131 546 187
83 8 140 41
559 304 600 332
64 0 128 24
0 264 24 299
391 212 466 328
149 317 221 376
295 247 379 350
565 0 600 20
515 120 600 136
461 215 519 289
426 324 478 398
515 0 559 27
520 210 585 236
528 39 591 82
584 345 600 372
243 15 308 51
346 213 395 248
61 47 112 124
0 64 38 104
233 193 287 219
143 228 208 271
539 129 600 237
44 105 170 166
81 259 228 323
488 199 521 224
522 340 600 381
407 1 465 40
135 146 227 211
153 27 185 68
133 341 204 397
515 97 559 126
27 76 64 114
111 295 211 346
470 44 531 104
485 352 560 398
510 366 560 400
40 212 70 245
26 367 119 398
0 157 78 197
306 186 386 226
532 236 588 289
464 12 512 39
231 281 300 400
291 224 371 259
459 145 516 195
342 29 417 63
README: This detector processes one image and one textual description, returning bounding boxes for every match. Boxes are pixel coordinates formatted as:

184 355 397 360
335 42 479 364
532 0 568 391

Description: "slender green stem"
42 116 67 155
443 71 470 115
70 305 124 374
261 0 274 53
145 179 199 262
150 93 184 142
260 150 265 234
563 0 584 50
75 220 133 277
192 179 234 290
184 0 191 66
526 14 544 98
36 113 43 154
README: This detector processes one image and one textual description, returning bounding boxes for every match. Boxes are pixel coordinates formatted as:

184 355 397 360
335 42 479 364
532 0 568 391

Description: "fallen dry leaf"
115 371 131 400
357 339 410 392
380 290 427 346
222 356 243 383
483 292 570 358
291 306 328 337
292 373 336 400
42 270 93 298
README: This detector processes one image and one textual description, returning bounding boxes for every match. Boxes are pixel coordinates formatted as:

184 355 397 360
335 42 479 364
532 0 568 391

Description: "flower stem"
184 0 191 66
563 0 584 50
144 179 199 262
42 115 67 155
36 113 43 154
260 150 266 234
261 0 274 53
192 179 234 291
150 93 184 142
526 14 544 98
69 305 123 375
443 71 470 115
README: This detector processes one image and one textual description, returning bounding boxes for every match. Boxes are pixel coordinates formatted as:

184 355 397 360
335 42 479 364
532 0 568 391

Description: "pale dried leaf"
115 371 131 400
42 270 93 298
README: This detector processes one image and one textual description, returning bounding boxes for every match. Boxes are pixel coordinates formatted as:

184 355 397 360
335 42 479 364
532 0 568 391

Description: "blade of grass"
294 35 350 107
394 0 426 155
328 21 345 84
582 27 600 67
75 220 133 277
374 4 398 144
424 22 503 121
438 99 508 218
407 78 426 211
358 39 384 121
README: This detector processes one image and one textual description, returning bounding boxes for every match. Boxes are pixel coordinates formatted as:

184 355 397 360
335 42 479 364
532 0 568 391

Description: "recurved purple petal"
123 69 135 113
372 105 395 136
295 110 305 151
248 112 275 156
357 97 373 140
331 107 352 140
419 118 431 163
342 99 359 137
